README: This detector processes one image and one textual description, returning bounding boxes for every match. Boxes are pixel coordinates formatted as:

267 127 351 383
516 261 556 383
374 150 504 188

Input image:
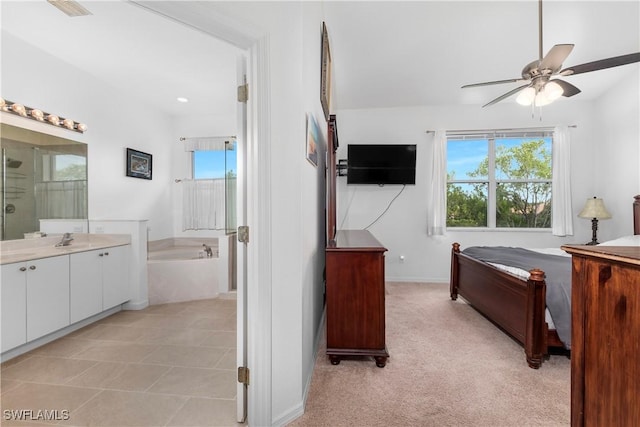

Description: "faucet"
55 232 74 247
202 244 213 258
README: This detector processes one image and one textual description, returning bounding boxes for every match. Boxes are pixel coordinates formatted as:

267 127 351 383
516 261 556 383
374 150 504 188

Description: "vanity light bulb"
62 118 75 129
76 123 87 132
11 103 27 116
30 109 45 121
47 114 60 125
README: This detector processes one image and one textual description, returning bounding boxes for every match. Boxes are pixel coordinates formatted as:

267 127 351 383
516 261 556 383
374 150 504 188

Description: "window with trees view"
446 132 552 229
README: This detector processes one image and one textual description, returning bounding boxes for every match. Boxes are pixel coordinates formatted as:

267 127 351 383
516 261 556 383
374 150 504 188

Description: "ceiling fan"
462 0 640 108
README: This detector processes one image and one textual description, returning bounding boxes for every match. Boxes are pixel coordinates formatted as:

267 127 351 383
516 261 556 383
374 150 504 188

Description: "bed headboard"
634 195 640 235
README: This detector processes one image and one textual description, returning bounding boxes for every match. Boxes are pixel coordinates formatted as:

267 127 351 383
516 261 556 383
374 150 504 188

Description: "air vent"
47 0 92 17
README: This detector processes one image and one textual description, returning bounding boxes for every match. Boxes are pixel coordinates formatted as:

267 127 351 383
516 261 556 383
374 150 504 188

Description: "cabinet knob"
99 253 104 257
29 265 36 270
104 252 109 256
19 266 27 272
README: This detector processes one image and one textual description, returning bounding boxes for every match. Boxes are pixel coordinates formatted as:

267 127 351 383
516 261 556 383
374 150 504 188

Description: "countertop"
0 233 131 265
326 229 387 251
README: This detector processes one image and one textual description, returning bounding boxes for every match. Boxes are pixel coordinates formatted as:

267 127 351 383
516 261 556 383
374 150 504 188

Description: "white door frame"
129 3 273 425
235 54 248 422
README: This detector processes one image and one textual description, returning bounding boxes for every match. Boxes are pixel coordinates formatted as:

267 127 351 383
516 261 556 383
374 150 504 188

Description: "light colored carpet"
288 282 570 427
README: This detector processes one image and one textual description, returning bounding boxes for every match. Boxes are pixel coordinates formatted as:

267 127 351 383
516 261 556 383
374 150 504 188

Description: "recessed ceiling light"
177 97 189 103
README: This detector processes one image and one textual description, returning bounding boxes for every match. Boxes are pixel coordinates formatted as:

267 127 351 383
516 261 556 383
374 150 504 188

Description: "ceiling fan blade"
462 78 528 89
482 84 531 108
539 44 575 72
552 79 581 97
560 52 640 76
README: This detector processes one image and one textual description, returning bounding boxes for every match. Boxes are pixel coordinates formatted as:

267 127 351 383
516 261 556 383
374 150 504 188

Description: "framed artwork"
320 21 332 121
306 113 320 167
126 148 152 180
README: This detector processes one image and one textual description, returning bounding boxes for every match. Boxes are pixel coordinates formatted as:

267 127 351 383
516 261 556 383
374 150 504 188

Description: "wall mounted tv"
347 144 417 185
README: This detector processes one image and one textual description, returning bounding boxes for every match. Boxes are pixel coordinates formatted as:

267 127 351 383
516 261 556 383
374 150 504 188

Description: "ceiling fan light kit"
516 80 563 107
463 0 640 110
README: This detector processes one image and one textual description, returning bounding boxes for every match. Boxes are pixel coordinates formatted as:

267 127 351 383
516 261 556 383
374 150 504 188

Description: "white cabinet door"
26 256 70 341
0 263 27 352
70 250 103 323
102 245 130 309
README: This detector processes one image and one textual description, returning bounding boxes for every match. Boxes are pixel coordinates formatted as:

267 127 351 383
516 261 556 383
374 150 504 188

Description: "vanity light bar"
0 98 87 133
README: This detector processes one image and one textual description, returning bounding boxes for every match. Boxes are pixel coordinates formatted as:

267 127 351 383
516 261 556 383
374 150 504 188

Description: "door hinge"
238 225 249 243
237 83 248 103
238 366 250 385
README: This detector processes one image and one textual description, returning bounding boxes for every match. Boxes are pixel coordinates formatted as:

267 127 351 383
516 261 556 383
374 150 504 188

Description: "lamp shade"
578 197 612 219
516 87 535 106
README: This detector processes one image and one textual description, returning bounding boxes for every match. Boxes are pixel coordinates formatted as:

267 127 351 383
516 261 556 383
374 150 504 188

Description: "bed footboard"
450 243 549 369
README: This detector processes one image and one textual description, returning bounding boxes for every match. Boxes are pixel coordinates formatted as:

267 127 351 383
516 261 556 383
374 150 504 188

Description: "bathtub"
147 237 219 305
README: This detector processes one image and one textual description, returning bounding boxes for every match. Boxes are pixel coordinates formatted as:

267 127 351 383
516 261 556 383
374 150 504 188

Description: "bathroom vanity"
0 233 131 359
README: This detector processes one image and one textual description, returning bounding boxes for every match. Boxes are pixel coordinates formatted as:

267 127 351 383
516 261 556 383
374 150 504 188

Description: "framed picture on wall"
306 113 320 167
126 148 152 180
320 21 332 121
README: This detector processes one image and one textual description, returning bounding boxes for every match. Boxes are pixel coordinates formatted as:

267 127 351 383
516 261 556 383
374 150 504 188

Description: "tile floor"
0 297 239 426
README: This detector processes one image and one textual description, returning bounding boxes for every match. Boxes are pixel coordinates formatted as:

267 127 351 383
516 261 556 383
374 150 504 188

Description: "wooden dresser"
326 229 389 367
561 245 640 427
324 116 389 367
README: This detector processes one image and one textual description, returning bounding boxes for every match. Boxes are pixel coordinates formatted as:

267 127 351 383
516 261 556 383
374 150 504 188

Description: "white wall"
593 69 640 240
334 99 610 282
300 1 329 418
207 2 328 424
2 32 175 241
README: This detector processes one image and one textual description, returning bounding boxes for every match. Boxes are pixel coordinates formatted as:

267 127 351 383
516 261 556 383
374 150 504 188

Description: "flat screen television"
347 144 416 185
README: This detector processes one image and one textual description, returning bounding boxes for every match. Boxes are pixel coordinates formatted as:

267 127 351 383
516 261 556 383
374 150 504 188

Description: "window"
192 146 236 180
41 153 87 182
446 131 552 229
188 141 237 233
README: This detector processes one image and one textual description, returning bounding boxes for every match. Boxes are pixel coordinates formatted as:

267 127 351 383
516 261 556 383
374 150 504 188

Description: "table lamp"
578 197 611 245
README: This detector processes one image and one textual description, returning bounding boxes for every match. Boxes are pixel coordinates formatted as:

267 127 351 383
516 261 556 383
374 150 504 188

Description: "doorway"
127 3 273 424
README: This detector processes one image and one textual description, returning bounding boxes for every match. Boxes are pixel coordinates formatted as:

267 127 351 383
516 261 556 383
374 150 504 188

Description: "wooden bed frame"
450 195 640 369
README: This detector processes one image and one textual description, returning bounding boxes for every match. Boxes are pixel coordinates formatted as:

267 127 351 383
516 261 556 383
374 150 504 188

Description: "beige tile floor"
0 297 238 426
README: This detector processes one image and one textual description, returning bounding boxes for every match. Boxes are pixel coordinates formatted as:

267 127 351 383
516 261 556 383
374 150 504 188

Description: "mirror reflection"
1 123 88 240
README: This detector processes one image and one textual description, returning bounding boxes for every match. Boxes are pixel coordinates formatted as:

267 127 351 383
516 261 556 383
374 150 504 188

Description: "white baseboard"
123 298 149 310
1 306 121 363
279 309 326 426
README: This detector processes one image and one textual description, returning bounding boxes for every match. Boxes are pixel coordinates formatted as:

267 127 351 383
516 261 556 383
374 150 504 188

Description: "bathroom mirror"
1 123 88 240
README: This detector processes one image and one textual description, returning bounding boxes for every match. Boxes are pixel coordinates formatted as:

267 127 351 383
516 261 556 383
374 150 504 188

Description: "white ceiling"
1 0 241 118
2 1 639 117
324 0 640 110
